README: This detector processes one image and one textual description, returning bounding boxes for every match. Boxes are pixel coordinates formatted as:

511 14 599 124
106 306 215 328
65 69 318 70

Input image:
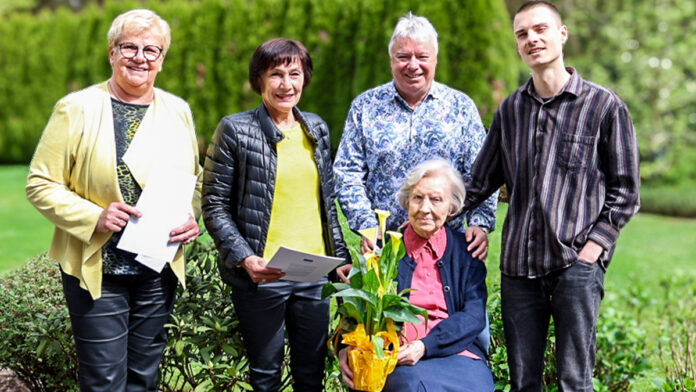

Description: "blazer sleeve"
26 98 103 243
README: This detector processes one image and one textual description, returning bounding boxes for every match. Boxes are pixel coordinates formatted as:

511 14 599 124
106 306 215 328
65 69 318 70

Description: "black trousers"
501 260 605 392
231 278 330 392
61 268 177 392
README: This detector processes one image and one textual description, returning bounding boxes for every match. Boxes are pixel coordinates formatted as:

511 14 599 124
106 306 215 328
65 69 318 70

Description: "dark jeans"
231 278 329 392
61 268 177 392
501 260 605 392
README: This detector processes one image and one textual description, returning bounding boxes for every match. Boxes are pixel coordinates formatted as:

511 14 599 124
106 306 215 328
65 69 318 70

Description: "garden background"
0 0 694 391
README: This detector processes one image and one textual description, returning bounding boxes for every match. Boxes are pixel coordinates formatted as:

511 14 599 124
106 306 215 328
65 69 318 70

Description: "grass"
0 165 53 273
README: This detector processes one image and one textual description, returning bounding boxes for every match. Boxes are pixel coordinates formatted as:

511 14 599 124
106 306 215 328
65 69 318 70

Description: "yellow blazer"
26 81 202 299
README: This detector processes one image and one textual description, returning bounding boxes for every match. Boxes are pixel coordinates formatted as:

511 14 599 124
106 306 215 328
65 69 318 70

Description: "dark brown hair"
515 1 563 23
249 38 313 94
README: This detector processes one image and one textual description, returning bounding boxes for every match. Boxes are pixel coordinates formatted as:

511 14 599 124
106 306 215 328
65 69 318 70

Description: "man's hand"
336 264 352 283
396 340 426 366
338 347 355 389
465 226 489 262
360 235 375 254
240 255 285 283
578 239 604 263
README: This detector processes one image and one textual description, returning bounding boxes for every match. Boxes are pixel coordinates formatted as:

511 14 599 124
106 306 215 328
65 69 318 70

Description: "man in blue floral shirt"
334 12 497 279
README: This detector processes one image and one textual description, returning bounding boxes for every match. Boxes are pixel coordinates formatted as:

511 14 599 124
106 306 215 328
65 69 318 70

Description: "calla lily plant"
323 202 427 359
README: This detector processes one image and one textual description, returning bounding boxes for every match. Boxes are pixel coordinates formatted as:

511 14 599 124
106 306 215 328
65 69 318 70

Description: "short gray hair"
388 12 439 57
107 9 171 54
396 159 466 218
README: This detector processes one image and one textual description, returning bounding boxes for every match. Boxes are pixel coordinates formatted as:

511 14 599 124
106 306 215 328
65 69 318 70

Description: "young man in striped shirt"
462 1 640 391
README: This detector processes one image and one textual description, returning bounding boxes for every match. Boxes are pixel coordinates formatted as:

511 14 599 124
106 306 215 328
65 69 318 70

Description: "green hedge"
0 0 521 163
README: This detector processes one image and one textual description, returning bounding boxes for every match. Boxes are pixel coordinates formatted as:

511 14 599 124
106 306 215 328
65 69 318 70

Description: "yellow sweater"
26 81 202 299
263 123 326 260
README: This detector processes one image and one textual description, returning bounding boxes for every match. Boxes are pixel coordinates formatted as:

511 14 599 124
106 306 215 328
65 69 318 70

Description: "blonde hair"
107 9 171 54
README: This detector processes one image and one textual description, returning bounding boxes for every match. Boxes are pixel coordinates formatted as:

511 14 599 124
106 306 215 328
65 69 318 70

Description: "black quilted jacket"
202 104 348 290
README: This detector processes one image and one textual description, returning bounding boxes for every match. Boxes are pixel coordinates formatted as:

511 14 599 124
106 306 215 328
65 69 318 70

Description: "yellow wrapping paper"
342 321 400 392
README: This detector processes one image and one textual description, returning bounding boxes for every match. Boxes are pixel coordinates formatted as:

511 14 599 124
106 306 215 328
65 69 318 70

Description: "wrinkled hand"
396 340 425 366
336 264 352 283
465 226 489 262
169 214 199 245
241 255 285 283
96 202 141 233
338 347 355 389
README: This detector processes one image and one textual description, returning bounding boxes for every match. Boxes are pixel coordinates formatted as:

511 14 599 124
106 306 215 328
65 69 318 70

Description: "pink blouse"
402 224 480 360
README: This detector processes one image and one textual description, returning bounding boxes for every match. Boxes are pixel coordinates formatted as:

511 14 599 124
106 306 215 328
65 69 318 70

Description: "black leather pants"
61 268 177 392
231 278 330 392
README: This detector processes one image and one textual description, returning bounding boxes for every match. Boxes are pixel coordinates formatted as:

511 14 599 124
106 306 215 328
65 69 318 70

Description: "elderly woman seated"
338 159 494 391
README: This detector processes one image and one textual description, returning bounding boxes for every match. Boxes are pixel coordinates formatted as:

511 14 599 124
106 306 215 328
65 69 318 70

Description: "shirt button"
436 261 443 267
444 286 450 292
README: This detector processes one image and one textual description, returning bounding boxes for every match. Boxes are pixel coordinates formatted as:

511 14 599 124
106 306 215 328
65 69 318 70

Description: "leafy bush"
159 236 255 391
0 0 520 163
487 284 650 392
0 254 78 392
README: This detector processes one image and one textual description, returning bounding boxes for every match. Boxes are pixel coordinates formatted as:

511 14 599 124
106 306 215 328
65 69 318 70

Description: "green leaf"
362 269 380 294
321 282 338 299
333 288 379 308
383 306 422 324
175 340 185 356
335 200 362 250
222 342 238 356
194 379 212 392
372 335 385 359
337 301 363 324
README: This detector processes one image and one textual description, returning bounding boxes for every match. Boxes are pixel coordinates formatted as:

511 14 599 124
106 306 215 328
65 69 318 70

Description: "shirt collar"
404 224 447 262
523 66 582 101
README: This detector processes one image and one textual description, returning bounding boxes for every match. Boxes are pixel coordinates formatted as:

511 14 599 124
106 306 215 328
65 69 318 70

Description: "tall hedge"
0 0 521 163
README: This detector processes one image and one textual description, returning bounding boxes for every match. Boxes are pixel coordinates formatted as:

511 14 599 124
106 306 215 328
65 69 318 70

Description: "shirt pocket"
559 133 596 171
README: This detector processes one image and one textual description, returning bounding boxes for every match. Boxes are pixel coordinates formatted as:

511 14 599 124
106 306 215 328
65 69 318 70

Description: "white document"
135 254 169 273
267 246 344 282
117 167 196 270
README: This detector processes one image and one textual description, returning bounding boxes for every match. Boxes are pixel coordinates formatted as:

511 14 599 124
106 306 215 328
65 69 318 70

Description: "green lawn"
0 165 53 273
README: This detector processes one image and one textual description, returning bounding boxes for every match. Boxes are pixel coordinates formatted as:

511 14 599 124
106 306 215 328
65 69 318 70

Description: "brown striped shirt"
464 68 640 277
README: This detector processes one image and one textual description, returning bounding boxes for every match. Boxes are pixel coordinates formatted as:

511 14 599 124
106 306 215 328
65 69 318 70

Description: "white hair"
388 12 439 57
396 159 466 218
107 9 171 54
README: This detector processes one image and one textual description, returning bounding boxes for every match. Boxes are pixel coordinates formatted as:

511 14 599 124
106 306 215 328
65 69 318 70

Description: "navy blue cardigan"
396 226 488 360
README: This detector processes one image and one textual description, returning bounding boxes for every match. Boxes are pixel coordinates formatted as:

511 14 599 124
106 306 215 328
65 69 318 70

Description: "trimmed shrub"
0 0 521 163
0 254 78 392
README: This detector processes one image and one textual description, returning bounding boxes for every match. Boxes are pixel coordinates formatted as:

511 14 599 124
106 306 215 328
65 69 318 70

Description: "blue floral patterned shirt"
334 81 498 233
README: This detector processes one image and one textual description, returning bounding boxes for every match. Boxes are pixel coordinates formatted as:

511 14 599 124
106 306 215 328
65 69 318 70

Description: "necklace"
108 80 153 104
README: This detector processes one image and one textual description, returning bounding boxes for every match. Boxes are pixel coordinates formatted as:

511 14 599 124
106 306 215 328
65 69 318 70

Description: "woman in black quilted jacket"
201 38 347 392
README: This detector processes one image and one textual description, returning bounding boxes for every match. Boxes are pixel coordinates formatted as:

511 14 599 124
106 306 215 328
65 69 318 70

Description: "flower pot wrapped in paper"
323 206 427 392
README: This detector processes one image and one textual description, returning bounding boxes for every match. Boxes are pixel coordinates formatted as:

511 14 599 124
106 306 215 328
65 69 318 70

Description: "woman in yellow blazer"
26 9 201 392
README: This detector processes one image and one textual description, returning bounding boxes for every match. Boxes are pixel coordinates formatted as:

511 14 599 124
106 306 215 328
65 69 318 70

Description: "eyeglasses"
117 42 163 61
